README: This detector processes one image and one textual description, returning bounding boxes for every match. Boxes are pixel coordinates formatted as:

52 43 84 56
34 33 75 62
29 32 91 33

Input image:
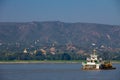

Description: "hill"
0 21 120 48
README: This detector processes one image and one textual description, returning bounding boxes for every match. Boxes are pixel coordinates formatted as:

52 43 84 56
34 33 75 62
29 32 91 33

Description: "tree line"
0 51 86 61
0 50 120 61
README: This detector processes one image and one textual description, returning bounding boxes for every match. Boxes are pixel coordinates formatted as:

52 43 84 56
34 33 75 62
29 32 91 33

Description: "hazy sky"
0 0 120 25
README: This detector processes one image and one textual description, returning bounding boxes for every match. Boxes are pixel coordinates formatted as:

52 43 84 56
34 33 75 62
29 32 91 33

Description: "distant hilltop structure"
40 49 46 55
23 48 28 54
50 47 56 55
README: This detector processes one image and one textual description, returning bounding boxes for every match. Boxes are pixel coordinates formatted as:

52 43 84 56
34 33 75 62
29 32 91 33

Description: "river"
0 63 119 80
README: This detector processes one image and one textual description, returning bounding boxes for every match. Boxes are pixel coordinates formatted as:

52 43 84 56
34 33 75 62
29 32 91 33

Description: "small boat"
100 61 116 70
82 49 116 70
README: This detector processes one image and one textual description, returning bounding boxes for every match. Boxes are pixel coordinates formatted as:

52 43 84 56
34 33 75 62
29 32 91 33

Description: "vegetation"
0 21 120 61
0 49 120 61
0 51 86 61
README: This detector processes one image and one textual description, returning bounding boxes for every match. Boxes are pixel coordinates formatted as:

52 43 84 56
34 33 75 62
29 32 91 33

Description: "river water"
0 63 119 80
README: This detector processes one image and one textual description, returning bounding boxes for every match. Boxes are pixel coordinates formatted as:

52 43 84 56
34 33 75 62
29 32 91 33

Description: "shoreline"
0 60 120 64
0 60 83 64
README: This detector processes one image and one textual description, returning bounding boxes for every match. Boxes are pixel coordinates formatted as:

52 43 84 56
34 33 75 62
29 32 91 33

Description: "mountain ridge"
0 21 120 48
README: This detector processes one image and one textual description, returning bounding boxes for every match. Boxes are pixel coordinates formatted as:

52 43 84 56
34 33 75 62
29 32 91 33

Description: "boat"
82 49 116 70
100 61 116 70
82 49 101 70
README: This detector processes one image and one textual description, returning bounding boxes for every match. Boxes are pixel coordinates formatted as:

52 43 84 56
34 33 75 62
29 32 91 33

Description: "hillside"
0 21 120 48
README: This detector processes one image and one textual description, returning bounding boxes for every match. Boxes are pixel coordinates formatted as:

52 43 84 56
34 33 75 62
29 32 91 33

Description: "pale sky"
0 0 120 25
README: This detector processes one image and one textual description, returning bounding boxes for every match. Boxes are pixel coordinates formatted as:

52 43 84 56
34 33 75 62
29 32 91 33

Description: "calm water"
0 63 119 80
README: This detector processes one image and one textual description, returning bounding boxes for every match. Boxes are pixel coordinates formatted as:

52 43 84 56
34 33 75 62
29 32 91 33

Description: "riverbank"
0 60 120 64
0 60 84 64
111 60 120 64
